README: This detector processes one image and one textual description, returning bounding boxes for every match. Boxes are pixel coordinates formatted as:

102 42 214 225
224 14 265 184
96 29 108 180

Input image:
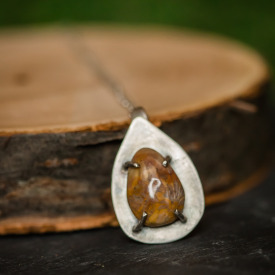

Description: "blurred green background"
1 0 274 100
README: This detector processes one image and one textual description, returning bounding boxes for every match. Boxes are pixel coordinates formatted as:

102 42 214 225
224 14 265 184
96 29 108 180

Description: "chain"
68 31 137 115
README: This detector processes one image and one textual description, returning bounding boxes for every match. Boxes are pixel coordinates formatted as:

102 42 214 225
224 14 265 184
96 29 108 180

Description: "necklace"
71 35 205 244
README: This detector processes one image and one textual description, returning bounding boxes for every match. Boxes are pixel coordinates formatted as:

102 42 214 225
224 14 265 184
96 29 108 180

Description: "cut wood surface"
0 26 269 134
0 26 272 234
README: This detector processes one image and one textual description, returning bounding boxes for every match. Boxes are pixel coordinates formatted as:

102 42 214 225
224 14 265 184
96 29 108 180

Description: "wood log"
0 26 272 234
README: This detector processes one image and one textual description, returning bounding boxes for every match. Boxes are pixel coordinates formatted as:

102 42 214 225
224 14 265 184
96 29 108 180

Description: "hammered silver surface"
111 117 204 244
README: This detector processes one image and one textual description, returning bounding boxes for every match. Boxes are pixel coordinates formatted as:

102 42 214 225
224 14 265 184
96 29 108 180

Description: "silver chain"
68 31 137 115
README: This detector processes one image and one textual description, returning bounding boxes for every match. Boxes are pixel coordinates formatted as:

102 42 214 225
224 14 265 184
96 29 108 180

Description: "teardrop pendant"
111 116 204 244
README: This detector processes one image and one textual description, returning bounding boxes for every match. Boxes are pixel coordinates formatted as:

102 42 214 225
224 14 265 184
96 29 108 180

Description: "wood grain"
0 26 268 135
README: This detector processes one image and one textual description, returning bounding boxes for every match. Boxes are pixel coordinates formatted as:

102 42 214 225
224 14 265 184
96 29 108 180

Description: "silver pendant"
111 115 204 244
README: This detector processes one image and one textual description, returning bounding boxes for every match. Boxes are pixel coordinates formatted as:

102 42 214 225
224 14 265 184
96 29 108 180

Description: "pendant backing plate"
111 117 204 244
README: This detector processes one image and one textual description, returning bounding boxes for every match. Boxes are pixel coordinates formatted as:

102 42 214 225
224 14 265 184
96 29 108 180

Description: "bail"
130 106 148 121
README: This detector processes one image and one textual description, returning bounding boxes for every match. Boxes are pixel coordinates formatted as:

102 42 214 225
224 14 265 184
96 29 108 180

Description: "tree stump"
0 26 272 234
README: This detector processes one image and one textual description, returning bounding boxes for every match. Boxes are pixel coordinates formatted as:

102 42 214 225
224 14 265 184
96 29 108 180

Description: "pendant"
111 110 204 244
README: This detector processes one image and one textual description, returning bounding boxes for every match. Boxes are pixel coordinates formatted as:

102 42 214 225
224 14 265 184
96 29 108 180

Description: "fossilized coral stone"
127 148 185 227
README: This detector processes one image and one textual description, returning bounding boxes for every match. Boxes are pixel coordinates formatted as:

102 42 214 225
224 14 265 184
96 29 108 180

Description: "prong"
162 156 172 167
175 209 187 223
132 212 148 233
123 161 140 170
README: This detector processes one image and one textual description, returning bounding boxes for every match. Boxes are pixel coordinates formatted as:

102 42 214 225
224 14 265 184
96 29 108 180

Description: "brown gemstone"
127 148 185 227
